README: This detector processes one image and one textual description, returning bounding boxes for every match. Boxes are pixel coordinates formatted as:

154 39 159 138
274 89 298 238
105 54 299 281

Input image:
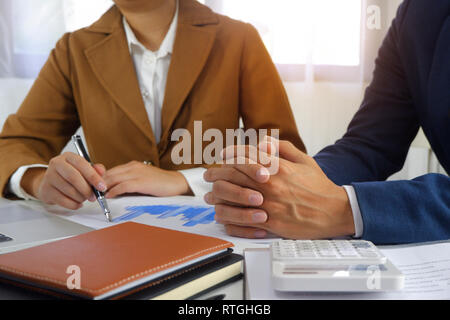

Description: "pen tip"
106 211 112 222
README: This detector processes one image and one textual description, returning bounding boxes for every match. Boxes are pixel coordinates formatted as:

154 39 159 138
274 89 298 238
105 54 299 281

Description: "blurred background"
0 0 446 180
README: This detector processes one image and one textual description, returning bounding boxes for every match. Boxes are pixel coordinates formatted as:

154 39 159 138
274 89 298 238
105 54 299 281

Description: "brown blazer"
0 0 305 197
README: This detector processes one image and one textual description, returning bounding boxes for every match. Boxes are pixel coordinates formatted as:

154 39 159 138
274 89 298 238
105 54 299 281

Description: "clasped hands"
203 138 356 240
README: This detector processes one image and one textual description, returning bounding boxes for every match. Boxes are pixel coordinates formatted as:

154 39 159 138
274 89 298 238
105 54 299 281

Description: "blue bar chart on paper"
113 205 216 227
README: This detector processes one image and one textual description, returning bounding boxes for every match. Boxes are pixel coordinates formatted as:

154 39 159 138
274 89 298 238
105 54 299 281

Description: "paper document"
245 242 450 300
39 196 276 249
41 196 208 229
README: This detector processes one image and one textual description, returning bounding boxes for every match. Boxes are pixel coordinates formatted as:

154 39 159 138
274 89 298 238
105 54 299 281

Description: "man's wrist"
332 186 356 237
343 185 364 238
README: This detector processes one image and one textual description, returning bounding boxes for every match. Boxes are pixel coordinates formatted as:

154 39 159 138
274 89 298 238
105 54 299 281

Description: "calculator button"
318 252 337 258
350 241 372 248
358 251 379 258
339 251 360 257
297 252 317 257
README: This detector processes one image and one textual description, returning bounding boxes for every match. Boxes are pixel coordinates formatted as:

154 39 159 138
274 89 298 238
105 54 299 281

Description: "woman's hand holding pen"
103 161 191 198
22 156 192 210
21 152 107 210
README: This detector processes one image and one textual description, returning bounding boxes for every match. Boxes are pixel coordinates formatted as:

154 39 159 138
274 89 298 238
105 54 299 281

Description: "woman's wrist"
21 168 46 199
169 171 193 196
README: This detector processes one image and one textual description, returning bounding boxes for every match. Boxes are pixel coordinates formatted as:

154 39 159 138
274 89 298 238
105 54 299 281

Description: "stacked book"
0 222 242 300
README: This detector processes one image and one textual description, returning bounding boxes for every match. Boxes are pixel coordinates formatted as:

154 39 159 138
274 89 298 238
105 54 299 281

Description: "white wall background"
282 0 447 179
0 0 446 179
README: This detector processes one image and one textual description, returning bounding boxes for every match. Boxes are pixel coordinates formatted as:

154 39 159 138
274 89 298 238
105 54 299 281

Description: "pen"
71 135 112 222
205 294 226 300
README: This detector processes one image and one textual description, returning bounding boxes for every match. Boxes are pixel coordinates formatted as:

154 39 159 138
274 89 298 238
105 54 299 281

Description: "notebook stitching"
0 242 232 296
96 243 232 293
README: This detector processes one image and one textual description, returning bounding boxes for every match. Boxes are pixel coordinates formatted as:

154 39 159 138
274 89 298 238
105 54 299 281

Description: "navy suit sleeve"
315 1 418 184
314 1 450 244
353 174 450 244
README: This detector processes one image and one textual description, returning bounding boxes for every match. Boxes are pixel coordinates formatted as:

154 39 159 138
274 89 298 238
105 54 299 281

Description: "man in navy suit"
202 0 450 244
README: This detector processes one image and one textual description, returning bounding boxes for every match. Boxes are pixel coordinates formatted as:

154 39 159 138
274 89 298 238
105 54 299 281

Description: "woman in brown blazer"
0 0 304 210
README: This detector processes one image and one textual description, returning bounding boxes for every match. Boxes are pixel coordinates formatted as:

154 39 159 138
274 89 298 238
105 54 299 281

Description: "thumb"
274 138 307 163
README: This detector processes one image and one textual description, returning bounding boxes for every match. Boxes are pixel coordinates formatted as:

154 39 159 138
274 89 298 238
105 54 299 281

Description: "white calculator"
270 240 404 292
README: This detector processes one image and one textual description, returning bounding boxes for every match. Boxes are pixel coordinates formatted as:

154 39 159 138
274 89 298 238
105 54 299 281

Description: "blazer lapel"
84 6 157 147
159 0 219 150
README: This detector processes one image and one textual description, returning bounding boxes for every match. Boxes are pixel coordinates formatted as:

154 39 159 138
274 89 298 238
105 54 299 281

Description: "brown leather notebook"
0 222 234 299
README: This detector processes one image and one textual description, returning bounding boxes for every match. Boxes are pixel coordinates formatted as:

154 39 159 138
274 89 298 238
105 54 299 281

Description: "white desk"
0 197 259 300
4 197 448 300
